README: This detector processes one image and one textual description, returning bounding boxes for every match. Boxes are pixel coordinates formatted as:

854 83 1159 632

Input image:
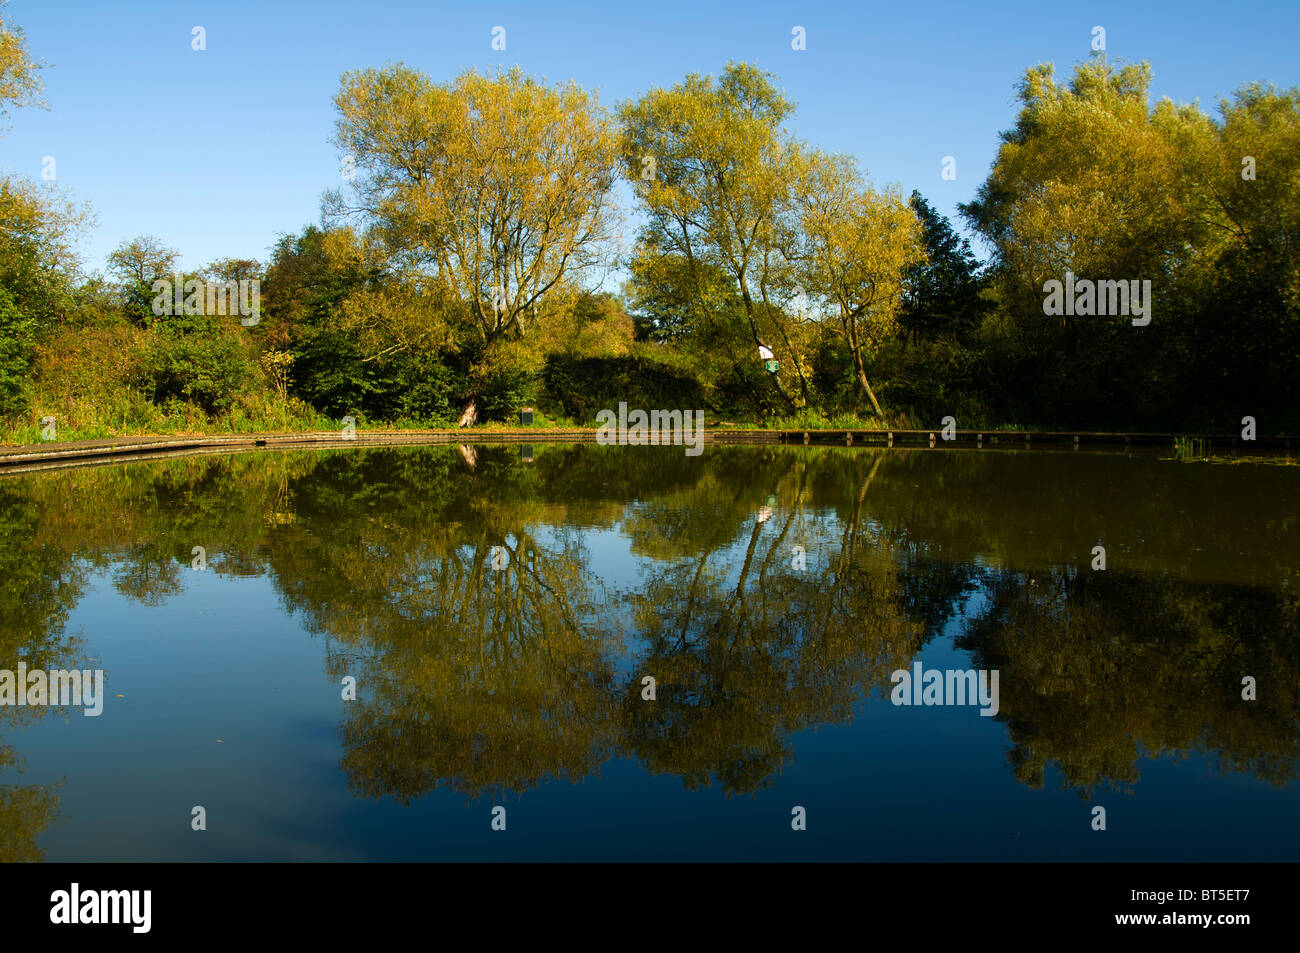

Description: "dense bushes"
140 319 255 414
542 354 707 423
0 287 36 408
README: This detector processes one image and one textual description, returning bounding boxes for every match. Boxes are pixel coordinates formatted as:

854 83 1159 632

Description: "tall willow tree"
621 62 814 410
330 65 621 422
963 55 1299 428
960 57 1212 425
962 59 1194 283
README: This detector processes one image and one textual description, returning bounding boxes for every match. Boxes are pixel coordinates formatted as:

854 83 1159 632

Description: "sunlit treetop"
0 0 44 130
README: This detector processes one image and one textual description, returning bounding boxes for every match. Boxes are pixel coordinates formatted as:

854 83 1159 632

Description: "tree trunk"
457 397 481 428
852 346 885 419
738 287 797 410
773 320 812 406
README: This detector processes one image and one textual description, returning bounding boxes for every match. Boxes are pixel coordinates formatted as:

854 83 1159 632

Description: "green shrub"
543 354 706 422
0 287 36 410
140 320 256 414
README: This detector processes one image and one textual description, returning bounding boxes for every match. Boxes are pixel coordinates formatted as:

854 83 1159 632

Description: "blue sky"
3 0 1298 278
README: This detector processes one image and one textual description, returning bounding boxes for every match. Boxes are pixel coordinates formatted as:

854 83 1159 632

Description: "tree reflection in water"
0 444 1296 851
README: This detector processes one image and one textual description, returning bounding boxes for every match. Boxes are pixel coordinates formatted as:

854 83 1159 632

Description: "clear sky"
2 0 1297 277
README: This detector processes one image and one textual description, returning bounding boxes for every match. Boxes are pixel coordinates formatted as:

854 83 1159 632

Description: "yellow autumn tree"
0 0 43 128
792 149 925 417
620 62 816 410
330 65 621 420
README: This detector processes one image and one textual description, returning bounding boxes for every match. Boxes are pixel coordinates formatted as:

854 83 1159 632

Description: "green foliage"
0 174 88 416
543 354 707 422
0 286 35 409
0 177 86 324
899 191 989 345
105 235 179 326
288 324 373 417
139 318 255 415
385 351 457 423
473 369 534 422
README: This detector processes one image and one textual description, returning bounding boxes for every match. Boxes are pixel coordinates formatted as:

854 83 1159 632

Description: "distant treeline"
1 8 1297 438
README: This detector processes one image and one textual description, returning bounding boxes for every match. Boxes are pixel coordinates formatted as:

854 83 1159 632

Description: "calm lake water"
1 443 1297 861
